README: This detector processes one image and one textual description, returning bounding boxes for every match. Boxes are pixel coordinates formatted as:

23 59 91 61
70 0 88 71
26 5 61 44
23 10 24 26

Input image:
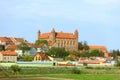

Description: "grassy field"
1 62 120 80
1 74 120 80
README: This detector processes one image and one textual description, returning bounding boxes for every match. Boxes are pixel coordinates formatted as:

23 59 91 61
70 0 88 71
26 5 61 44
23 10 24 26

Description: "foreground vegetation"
1 64 120 80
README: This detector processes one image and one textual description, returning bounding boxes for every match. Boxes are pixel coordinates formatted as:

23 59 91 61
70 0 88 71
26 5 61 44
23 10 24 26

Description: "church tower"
50 28 56 42
38 30 41 40
74 29 79 50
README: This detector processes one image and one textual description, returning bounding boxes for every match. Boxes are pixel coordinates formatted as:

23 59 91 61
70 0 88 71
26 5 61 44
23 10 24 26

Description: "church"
37 28 78 51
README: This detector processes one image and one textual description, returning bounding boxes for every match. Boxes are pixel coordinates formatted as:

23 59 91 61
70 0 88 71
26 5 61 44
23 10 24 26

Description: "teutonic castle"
37 28 78 51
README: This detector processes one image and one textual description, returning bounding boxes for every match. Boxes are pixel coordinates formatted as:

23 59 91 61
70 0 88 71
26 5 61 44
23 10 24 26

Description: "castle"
37 28 78 51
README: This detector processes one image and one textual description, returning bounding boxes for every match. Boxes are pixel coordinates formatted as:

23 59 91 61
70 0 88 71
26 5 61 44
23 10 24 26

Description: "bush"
72 67 81 74
65 57 75 61
10 65 21 74
85 66 94 69
83 62 88 66
115 61 120 67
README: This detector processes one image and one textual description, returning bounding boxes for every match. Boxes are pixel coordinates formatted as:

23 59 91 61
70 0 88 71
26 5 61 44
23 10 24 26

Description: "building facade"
0 51 17 62
37 28 78 51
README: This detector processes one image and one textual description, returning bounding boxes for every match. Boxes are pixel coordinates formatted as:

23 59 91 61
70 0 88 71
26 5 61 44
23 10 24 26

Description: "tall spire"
38 30 41 40
51 28 55 33
74 29 78 39
74 29 78 34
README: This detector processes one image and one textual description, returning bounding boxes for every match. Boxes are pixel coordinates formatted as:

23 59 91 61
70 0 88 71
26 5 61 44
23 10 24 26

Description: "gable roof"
34 52 50 61
89 46 106 50
0 51 17 56
56 32 75 39
0 37 11 42
6 45 17 51
0 37 28 44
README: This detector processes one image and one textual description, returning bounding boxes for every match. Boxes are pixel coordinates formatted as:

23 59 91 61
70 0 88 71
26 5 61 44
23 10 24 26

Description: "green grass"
47 74 120 80
1 74 120 80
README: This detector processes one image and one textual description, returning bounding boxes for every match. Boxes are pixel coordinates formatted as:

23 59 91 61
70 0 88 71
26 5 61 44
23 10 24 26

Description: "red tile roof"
0 51 17 56
40 33 50 39
89 46 106 50
0 37 10 41
6 45 17 51
34 52 50 61
40 32 75 39
14 38 25 42
56 32 75 39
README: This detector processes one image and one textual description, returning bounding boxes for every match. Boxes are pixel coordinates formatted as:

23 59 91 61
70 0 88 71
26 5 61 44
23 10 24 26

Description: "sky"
0 0 120 51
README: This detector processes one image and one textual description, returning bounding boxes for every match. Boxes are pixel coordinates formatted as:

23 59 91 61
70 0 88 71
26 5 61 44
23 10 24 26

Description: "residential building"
0 51 17 62
0 37 28 46
34 52 50 61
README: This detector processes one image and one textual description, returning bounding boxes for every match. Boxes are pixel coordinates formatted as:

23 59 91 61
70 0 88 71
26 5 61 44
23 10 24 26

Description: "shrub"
115 61 120 67
83 62 88 66
10 65 21 74
85 66 94 69
72 67 81 74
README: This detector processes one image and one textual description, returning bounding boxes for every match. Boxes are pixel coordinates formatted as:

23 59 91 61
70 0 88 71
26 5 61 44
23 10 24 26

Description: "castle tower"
50 28 55 42
38 30 41 40
74 29 79 50
74 29 78 39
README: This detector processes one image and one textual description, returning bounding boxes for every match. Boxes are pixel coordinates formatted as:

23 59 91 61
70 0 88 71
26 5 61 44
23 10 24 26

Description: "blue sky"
0 0 120 51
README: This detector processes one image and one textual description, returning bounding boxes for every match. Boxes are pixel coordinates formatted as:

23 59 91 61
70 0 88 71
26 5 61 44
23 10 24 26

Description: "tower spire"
38 30 41 40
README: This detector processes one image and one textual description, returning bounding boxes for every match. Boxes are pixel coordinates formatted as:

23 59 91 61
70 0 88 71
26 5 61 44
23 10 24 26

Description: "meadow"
1 64 120 80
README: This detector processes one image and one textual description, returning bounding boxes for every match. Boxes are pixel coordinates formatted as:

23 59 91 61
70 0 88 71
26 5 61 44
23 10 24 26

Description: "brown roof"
0 51 17 56
56 32 75 39
0 37 10 41
40 33 50 39
0 37 28 45
14 38 25 42
40 32 75 39
6 45 17 51
89 46 106 50
34 52 50 61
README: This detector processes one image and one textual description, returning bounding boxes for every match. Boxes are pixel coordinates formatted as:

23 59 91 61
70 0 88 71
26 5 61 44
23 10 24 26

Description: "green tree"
83 41 89 51
17 42 30 53
78 41 89 51
48 47 69 59
78 42 84 50
90 49 104 57
23 55 32 61
35 40 48 45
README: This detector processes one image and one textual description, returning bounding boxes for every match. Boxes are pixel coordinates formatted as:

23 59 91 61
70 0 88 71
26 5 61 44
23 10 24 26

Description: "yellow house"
34 52 50 61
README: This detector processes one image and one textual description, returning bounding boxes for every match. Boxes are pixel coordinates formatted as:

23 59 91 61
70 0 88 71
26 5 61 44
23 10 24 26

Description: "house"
5 45 17 51
34 52 50 61
0 51 17 62
37 28 78 51
0 37 28 46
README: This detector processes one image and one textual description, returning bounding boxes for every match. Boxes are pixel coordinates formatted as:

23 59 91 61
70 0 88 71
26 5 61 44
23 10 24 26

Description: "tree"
110 49 120 60
78 41 89 51
83 41 89 51
23 55 33 61
78 42 84 50
48 47 69 59
35 40 48 45
90 49 104 57
17 42 30 53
